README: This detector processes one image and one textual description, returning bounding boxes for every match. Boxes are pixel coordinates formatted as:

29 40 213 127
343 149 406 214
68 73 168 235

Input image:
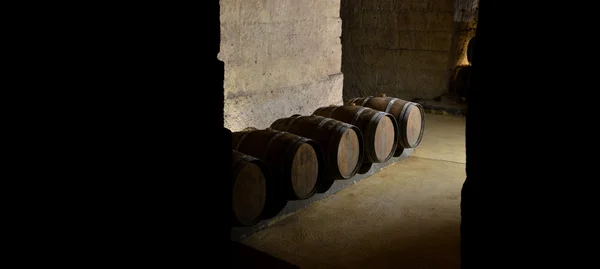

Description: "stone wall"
219 0 344 131
341 0 455 101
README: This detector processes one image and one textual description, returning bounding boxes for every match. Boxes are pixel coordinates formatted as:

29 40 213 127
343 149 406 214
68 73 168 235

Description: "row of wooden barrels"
230 96 425 227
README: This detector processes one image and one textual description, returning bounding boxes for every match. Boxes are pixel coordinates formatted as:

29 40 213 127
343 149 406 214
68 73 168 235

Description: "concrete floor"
242 113 466 269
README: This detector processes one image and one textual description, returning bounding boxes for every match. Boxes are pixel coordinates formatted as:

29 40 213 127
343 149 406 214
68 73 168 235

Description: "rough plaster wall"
341 0 455 101
219 0 344 131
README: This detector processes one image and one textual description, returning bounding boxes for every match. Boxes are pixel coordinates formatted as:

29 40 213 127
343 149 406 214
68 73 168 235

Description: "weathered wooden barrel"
313 106 398 165
347 96 425 150
271 115 364 192
232 129 324 218
231 150 270 226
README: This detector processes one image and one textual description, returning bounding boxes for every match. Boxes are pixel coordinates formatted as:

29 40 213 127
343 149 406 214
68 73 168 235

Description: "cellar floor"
241 113 466 269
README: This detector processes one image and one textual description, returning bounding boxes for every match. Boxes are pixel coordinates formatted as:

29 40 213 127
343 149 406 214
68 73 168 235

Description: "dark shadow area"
232 241 300 269
460 1 587 268
26 1 233 267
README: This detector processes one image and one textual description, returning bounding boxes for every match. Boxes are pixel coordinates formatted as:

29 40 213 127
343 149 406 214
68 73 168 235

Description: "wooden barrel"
347 96 425 149
231 150 270 226
313 106 398 164
232 129 324 218
271 115 364 192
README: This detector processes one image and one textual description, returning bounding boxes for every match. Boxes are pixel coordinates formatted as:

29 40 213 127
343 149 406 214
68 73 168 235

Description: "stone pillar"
447 0 478 93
